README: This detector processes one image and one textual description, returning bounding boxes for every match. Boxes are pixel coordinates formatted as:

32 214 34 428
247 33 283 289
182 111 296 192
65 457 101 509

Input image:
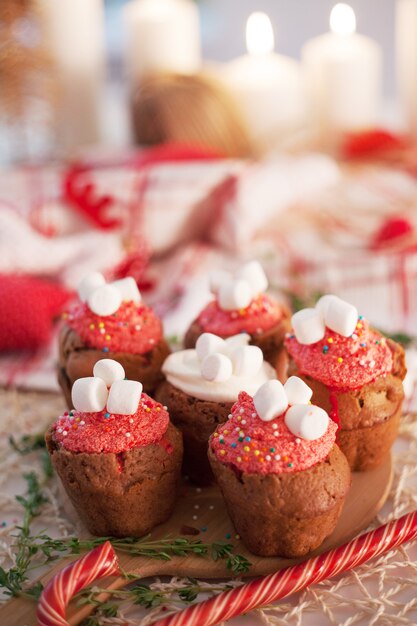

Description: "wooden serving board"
0 456 393 626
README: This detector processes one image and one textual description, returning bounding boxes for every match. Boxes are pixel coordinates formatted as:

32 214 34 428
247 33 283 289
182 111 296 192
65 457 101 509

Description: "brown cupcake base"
184 312 291 381
208 444 351 558
155 381 232 486
46 422 183 537
58 324 171 409
289 339 406 471
337 407 401 471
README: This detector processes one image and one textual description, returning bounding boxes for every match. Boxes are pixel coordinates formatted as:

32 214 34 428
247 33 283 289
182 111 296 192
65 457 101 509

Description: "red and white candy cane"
152 510 417 626
36 541 120 626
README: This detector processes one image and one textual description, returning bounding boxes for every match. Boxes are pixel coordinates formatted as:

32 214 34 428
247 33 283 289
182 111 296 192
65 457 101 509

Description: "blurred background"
1 0 417 386
0 0 408 163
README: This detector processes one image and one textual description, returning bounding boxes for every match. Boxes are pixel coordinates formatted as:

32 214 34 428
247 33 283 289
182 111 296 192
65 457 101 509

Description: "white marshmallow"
235 261 268 296
284 376 313 405
284 404 329 440
72 377 108 413
87 284 122 317
224 333 251 352
111 277 141 303
78 272 105 302
196 333 227 361
209 269 233 294
201 353 233 382
218 279 252 311
253 380 288 422
325 298 358 337
315 294 340 317
232 345 263 377
107 380 143 415
291 308 325 345
93 359 125 387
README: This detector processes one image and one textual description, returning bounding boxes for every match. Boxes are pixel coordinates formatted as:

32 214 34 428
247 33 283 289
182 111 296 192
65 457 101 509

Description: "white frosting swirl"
162 349 276 402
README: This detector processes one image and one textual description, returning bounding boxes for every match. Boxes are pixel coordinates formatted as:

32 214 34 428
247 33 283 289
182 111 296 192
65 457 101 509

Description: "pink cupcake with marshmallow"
46 358 183 537
58 272 170 408
285 295 406 471
208 377 351 557
184 261 290 379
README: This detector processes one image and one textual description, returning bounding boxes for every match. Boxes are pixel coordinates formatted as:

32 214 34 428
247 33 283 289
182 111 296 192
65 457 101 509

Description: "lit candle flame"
330 3 356 36
246 12 275 56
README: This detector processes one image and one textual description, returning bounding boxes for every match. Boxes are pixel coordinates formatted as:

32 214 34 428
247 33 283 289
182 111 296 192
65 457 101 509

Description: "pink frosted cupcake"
58 273 170 407
208 378 351 557
47 359 182 537
285 294 406 470
184 261 290 379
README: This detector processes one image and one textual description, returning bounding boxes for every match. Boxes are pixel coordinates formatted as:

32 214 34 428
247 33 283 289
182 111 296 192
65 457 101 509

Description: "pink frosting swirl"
65 301 162 355
53 393 169 454
285 316 393 390
210 391 337 475
197 294 283 337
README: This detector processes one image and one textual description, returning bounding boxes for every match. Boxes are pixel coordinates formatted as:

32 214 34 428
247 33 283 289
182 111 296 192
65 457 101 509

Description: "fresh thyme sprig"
24 535 251 575
0 471 49 598
9 432 53 479
77 577 235 611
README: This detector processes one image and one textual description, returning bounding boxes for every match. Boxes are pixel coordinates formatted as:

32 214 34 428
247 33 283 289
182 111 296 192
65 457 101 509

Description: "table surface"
1 389 417 625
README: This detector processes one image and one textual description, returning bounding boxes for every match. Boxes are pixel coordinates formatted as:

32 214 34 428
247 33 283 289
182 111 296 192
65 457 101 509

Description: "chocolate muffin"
285 295 406 471
58 274 170 408
209 382 351 558
47 362 183 537
156 332 276 485
183 261 290 379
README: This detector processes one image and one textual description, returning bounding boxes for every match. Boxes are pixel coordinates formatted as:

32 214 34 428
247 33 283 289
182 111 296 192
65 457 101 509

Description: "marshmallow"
235 261 268 296
218 279 252 311
93 359 125 387
201 353 233 382
224 333 251 352
78 272 105 302
111 277 141 303
196 333 227 361
72 377 108 413
87 284 122 317
284 376 313 405
107 379 143 415
232 345 263 377
284 404 329 440
325 298 358 337
291 308 325 345
209 269 233 294
315 294 340 317
253 380 288 422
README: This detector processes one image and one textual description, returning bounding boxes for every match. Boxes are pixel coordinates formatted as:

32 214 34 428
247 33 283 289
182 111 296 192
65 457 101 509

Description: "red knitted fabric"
0 275 71 351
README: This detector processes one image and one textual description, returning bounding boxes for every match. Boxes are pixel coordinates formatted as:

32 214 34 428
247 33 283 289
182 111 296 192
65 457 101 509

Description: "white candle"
123 0 201 87
302 3 382 145
396 0 417 137
221 12 306 150
40 0 105 150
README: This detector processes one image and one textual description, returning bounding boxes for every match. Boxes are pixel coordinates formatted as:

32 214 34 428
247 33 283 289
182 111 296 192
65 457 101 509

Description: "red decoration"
342 129 408 160
36 542 119 626
371 216 415 251
63 165 121 231
0 274 71 352
63 143 223 231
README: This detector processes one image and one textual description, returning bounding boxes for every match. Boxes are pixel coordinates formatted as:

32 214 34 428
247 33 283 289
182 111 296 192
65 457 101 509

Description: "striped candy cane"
36 541 120 626
152 510 417 626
